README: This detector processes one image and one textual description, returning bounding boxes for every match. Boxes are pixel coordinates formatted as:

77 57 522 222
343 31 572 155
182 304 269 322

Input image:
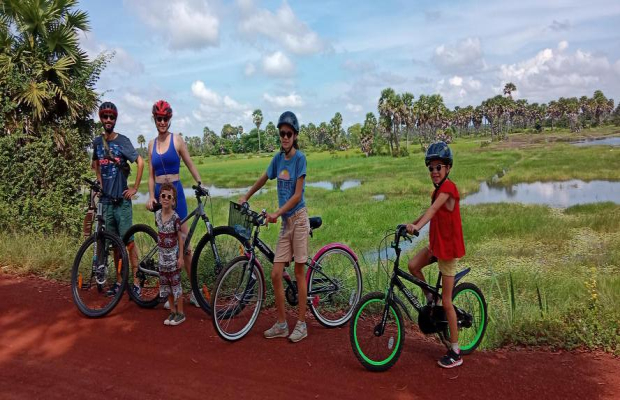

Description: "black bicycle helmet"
277 111 299 133
425 141 453 166
98 101 118 118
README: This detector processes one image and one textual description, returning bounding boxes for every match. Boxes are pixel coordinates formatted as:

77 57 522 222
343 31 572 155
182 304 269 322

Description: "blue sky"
78 0 620 143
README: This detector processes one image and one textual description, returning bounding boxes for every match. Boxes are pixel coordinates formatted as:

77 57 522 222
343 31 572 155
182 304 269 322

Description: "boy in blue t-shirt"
239 111 310 343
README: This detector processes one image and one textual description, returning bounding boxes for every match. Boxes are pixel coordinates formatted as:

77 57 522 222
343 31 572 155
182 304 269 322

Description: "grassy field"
2 126 619 353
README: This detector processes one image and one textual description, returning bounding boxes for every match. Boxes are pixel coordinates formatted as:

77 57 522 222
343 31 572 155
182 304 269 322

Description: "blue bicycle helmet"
277 111 299 133
425 141 453 166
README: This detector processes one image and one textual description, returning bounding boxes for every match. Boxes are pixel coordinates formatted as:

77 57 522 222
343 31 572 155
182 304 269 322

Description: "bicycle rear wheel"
123 224 160 308
439 282 488 355
71 231 129 318
212 256 264 342
308 247 362 328
191 226 247 314
349 292 404 372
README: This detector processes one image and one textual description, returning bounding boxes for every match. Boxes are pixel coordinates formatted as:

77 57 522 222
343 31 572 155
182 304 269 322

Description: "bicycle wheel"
349 292 404 372
71 231 129 318
440 282 488 355
191 226 247 314
308 247 362 328
212 256 264 342
123 224 160 308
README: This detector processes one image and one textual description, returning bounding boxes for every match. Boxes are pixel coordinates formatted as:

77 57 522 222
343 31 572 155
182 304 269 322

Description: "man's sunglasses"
156 116 170 123
102 115 116 121
279 130 294 139
428 164 446 172
160 193 174 200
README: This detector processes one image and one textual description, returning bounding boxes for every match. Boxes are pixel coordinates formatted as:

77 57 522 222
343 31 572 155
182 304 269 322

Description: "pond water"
462 180 620 208
306 180 362 191
372 194 386 201
133 185 266 204
571 137 620 147
362 225 430 265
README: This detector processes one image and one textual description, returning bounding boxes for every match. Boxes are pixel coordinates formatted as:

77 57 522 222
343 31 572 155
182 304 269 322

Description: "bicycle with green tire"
349 224 487 372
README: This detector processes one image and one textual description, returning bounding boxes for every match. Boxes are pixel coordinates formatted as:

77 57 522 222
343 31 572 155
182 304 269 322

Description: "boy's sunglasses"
428 164 446 172
160 193 174 200
102 115 116 121
156 116 170 123
279 130 294 139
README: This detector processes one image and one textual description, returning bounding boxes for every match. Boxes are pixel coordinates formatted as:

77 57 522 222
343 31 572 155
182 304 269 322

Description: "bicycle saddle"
309 217 322 230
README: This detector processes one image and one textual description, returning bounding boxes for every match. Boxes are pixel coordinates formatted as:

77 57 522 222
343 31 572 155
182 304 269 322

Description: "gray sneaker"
288 321 308 343
164 312 176 326
189 292 200 308
169 312 186 326
264 321 289 339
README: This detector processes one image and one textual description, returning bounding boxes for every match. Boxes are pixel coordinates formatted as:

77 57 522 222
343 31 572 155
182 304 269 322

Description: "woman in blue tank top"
147 100 203 307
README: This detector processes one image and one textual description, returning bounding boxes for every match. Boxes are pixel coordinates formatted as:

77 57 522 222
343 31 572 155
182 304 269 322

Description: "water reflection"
306 180 362 191
462 180 620 208
363 225 430 265
372 194 386 201
133 185 266 204
571 137 620 147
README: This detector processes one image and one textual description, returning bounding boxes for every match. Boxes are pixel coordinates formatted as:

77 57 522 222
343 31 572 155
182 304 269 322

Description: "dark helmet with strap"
425 141 453 167
152 100 173 118
277 111 299 133
98 101 118 118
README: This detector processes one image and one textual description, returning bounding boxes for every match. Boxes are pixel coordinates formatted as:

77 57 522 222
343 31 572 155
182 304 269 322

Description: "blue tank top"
152 133 180 177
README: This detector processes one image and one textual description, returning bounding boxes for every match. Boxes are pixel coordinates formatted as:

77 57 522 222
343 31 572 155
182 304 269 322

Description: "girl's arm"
147 140 157 210
407 192 450 233
266 176 304 222
177 135 202 184
239 173 269 204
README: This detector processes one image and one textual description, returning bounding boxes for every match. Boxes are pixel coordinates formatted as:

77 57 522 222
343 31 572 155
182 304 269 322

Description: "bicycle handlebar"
192 184 210 198
83 178 102 193
239 202 267 226
396 224 419 243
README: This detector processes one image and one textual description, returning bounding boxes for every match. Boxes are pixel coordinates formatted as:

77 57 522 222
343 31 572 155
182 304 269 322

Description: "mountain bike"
71 178 129 318
211 202 363 342
121 185 246 312
349 225 487 372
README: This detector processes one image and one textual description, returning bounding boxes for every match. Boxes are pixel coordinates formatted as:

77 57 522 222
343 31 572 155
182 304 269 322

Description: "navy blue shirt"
266 150 307 218
92 133 138 204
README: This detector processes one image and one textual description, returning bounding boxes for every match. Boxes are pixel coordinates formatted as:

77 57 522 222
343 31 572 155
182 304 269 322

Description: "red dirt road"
1 273 618 400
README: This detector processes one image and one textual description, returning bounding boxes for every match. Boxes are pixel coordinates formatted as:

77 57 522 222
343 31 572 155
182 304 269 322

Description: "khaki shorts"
274 207 309 264
437 258 459 277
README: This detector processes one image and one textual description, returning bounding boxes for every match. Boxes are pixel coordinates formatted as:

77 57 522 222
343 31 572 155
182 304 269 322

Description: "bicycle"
71 178 129 318
349 225 487 372
121 185 246 312
211 202 363 342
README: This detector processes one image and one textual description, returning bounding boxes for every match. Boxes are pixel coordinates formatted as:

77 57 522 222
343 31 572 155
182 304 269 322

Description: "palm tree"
378 88 396 155
360 112 377 156
137 134 146 149
503 82 517 99
401 92 414 151
252 109 263 153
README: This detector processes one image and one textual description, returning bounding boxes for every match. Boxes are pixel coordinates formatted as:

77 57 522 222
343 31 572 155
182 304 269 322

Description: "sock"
277 321 288 328
451 343 460 354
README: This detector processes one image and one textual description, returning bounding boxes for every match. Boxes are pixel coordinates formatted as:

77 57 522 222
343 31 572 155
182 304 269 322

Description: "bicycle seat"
309 217 322 230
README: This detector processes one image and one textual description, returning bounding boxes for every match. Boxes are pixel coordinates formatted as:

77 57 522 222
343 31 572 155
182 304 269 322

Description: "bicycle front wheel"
349 292 404 372
441 282 488 355
212 256 265 342
123 224 160 308
308 247 362 327
71 231 129 318
191 226 247 314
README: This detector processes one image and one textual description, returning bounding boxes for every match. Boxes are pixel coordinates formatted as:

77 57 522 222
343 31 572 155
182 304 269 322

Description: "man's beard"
104 123 115 134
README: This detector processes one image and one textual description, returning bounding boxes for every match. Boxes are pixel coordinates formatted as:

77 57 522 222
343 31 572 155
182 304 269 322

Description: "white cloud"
449 76 463 87
191 81 221 105
128 0 219 50
238 0 329 55
244 62 256 76
262 51 295 77
123 93 152 111
78 31 144 76
190 81 251 131
263 92 304 107
437 76 484 105
433 37 484 74
346 103 363 113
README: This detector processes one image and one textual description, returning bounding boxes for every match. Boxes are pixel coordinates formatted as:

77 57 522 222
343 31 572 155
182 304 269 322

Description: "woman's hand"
146 197 157 211
238 195 248 205
123 187 138 200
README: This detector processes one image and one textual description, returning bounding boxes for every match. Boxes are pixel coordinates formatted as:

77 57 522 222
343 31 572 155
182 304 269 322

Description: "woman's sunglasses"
160 193 174 200
279 130 294 139
156 116 170 123
428 164 446 172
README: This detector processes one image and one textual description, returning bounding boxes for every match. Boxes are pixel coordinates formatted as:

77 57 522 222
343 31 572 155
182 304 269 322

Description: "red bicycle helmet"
152 100 173 118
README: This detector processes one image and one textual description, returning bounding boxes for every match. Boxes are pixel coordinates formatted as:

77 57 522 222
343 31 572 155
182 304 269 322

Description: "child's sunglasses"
156 116 170 123
428 164 446 172
279 130 294 139
160 193 174 200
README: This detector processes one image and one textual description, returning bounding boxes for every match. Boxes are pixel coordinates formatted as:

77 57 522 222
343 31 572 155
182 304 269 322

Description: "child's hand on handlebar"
406 223 419 235
266 212 279 224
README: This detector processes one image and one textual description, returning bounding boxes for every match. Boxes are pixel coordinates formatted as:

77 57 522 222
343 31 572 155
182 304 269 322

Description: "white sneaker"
189 292 200 308
288 321 308 343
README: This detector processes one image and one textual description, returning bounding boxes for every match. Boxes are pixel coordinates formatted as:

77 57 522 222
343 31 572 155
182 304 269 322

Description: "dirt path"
1 273 618 400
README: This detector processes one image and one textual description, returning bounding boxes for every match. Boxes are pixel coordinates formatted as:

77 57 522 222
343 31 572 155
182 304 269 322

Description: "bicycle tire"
212 256 265 342
71 231 129 318
439 282 488 355
190 226 247 315
123 224 160 308
308 247 362 328
349 292 404 372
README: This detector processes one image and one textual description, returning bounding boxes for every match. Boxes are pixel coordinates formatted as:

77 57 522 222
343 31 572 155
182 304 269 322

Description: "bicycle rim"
453 286 487 353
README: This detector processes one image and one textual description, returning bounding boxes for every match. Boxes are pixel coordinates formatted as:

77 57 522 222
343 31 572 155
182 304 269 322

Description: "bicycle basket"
228 202 253 239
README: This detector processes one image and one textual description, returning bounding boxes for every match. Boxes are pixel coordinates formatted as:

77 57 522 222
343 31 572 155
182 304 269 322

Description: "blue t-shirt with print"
92 133 138 204
266 150 307 218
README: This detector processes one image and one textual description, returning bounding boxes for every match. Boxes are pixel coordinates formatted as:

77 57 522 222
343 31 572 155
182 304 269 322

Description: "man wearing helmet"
403 141 466 368
92 101 145 296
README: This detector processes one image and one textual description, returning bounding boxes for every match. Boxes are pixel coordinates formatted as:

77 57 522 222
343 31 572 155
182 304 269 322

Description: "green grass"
2 126 620 354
